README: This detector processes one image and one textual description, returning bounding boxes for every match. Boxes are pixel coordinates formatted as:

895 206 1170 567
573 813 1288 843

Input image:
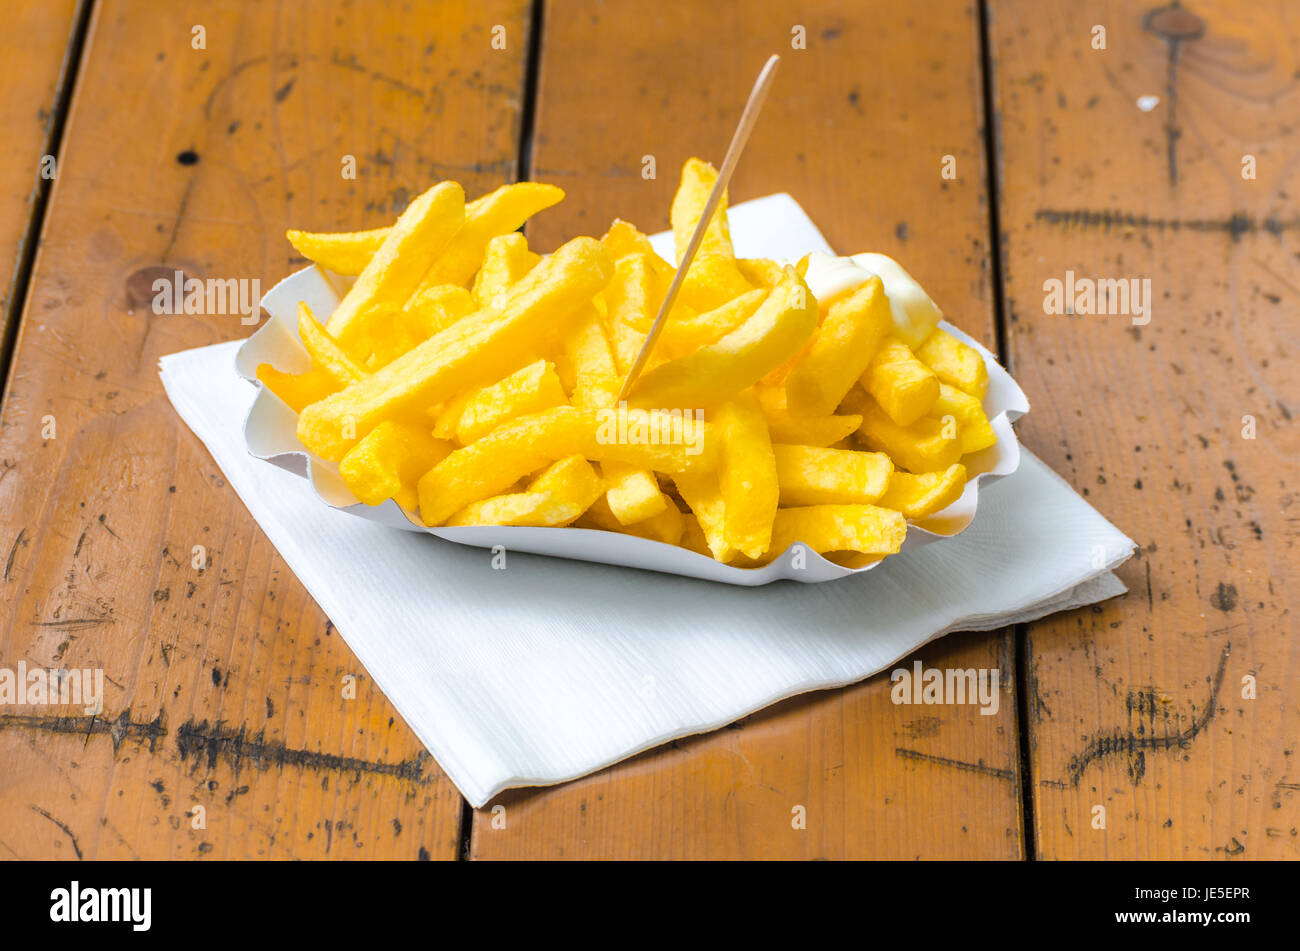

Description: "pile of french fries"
258 159 996 569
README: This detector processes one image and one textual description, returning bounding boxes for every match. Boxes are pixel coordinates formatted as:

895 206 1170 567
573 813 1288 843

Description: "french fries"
264 159 1002 570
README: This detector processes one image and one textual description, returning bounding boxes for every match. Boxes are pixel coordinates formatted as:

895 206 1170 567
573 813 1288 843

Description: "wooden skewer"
614 53 781 404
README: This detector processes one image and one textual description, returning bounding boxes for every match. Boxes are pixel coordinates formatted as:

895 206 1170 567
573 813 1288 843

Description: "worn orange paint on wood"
989 0 1299 857
0 0 533 860
471 0 1025 859
0 0 82 362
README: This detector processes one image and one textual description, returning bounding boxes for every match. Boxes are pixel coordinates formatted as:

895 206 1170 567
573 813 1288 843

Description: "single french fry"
628 268 817 410
604 253 657 332
298 237 612 461
670 158 752 310
716 393 778 559
932 382 997 454
286 227 388 276
402 284 476 338
298 302 366 385
862 337 940 426
575 494 686 546
431 389 473 440
602 461 669 524
671 157 739 263
455 358 567 444
768 504 907 557
325 181 465 345
415 182 564 291
843 387 961 474
599 219 662 263
565 306 620 408
915 327 989 399
446 455 603 527
766 411 862 447
783 276 893 415
471 232 541 307
672 472 736 562
754 384 861 446
773 444 893 506
736 258 784 288
658 287 766 356
256 364 337 412
877 464 967 520
417 406 714 526
339 420 452 510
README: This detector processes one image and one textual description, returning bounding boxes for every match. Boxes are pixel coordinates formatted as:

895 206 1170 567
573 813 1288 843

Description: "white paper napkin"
160 338 1133 806
158 194 1135 806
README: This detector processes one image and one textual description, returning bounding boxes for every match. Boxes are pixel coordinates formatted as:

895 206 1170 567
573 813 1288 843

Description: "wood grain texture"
0 0 83 372
988 0 1299 858
0 0 534 860
471 0 1025 859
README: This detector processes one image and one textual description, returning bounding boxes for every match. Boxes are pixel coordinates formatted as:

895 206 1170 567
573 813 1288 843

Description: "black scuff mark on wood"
894 748 1016 782
1065 643 1229 786
30 806 83 860
1034 208 1294 239
0 710 165 754
175 719 431 784
1142 2 1205 186
4 528 26 580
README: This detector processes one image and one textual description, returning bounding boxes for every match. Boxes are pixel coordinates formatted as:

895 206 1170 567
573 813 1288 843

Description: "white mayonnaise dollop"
802 251 942 350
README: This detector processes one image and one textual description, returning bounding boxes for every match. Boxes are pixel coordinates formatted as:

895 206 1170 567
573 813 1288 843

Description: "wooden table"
0 0 1294 860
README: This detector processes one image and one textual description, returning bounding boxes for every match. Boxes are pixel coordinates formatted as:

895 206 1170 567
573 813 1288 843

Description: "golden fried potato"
402 284 476 339
297 302 366 386
415 182 564 291
842 386 961 474
575 494 686 546
932 383 996 455
783 276 892 416
471 232 541 307
325 181 465 346
256 364 337 412
417 406 714 526
768 504 907 558
298 237 612 461
658 288 766 356
862 337 940 426
602 462 670 525
915 327 989 399
670 158 752 310
628 268 817 410
445 454 602 527
878 464 967 519
735 258 784 289
773 444 893 506
672 472 735 562
716 394 778 559
454 358 567 444
287 226 389 276
339 420 452 510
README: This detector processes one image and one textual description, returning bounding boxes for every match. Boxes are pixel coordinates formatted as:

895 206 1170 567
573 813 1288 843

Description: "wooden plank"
471 0 1024 859
0 0 83 373
0 0 534 860
988 0 1299 858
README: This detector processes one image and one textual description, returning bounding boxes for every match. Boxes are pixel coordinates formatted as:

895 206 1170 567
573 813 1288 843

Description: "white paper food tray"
235 195 1029 585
